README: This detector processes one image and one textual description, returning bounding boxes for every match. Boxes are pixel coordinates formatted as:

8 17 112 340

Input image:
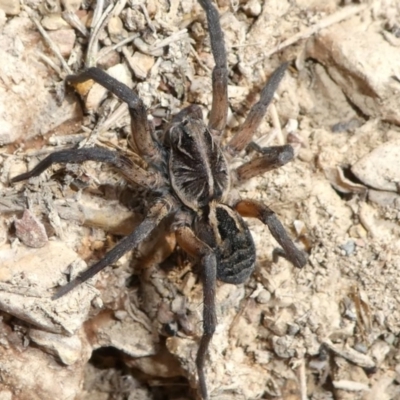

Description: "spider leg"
235 144 294 182
53 198 173 299
226 63 288 155
67 68 162 165
198 0 228 135
175 225 217 400
10 147 162 189
234 199 307 269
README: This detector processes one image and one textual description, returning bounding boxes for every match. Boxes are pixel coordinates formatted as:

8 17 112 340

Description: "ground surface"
0 0 400 399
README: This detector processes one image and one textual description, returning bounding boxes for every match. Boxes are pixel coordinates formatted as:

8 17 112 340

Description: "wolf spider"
11 0 307 398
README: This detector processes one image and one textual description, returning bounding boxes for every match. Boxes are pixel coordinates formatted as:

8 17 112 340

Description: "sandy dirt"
1 0 400 399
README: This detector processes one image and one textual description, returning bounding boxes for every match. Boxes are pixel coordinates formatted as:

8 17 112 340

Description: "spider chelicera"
11 0 307 398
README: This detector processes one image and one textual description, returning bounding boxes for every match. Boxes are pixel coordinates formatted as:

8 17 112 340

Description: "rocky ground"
0 0 400 399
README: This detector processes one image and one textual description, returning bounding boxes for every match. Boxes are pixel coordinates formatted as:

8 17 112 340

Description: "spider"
11 0 307 398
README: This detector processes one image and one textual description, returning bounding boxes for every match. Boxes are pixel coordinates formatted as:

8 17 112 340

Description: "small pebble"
242 0 262 17
339 240 355 256
126 52 155 80
256 289 271 304
352 139 400 192
48 29 76 57
15 210 48 248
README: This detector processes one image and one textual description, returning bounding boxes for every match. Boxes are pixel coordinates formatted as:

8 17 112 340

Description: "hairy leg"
54 199 173 299
235 199 307 269
227 63 288 155
198 0 228 135
235 144 294 182
11 147 163 189
67 68 162 165
175 225 217 400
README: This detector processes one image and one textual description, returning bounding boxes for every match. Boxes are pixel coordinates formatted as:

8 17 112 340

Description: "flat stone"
352 139 400 191
15 209 48 248
0 0 20 16
126 51 155 80
307 17 400 125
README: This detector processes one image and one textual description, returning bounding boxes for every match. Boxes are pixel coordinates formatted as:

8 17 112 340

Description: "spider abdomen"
167 118 230 211
195 203 256 284
214 205 256 284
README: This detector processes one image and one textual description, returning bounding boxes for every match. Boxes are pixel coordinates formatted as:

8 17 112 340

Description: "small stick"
25 6 72 75
95 34 140 63
86 2 114 66
149 29 189 51
36 51 62 77
62 10 89 37
299 357 308 400
249 4 370 66
140 3 156 33
269 103 284 145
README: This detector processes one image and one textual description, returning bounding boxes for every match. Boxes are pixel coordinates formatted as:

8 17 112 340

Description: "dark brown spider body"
166 114 255 284
167 117 230 210
11 1 308 398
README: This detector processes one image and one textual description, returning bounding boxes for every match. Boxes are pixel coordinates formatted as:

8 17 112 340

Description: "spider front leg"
227 63 288 155
198 0 228 135
67 68 162 165
175 225 217 400
54 198 173 299
11 147 172 299
11 147 162 189
235 199 307 269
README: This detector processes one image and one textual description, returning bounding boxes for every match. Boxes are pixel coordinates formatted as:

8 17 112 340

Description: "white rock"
242 0 262 17
0 241 95 334
90 314 156 358
307 19 400 125
0 0 20 15
0 331 84 399
352 139 400 192
126 51 155 80
29 328 91 366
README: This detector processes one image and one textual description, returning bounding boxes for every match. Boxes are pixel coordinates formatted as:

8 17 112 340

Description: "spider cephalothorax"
11 0 307 398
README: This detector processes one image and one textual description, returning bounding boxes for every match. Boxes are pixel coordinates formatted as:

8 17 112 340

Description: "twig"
86 2 114 66
190 45 211 73
25 6 72 75
86 0 129 66
91 0 105 28
140 3 156 33
36 51 62 77
149 29 188 51
62 10 88 37
249 3 370 65
299 358 308 400
269 103 284 145
95 33 140 64
100 103 129 133
112 0 127 16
